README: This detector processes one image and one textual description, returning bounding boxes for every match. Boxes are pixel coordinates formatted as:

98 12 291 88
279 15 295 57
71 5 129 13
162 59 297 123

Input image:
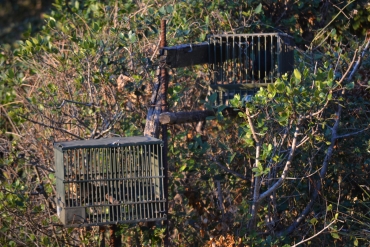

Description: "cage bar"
208 33 294 106
54 137 166 227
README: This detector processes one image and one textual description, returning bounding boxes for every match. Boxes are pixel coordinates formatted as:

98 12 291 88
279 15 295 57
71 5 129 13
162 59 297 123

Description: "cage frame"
54 136 166 228
207 32 295 106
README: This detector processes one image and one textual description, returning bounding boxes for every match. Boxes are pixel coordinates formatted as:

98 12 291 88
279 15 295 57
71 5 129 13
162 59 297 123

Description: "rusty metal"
159 19 169 247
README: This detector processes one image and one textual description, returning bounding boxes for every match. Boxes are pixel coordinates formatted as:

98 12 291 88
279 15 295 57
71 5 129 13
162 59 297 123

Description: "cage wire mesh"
54 137 166 227
208 33 294 106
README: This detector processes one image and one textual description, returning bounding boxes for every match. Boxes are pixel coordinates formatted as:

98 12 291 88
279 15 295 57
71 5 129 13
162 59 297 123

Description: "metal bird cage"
54 136 166 227
208 33 294 106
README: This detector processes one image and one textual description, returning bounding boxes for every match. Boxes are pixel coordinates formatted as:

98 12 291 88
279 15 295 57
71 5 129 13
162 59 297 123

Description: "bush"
1 0 370 246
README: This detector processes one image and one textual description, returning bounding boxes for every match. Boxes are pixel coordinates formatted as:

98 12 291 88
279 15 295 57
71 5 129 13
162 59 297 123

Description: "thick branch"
159 110 215 125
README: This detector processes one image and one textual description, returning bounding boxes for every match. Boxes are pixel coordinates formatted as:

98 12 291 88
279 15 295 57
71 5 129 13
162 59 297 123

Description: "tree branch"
280 38 370 238
336 127 370 139
22 116 83 140
291 220 336 247
257 119 301 203
246 107 262 228
211 157 247 180
280 97 341 237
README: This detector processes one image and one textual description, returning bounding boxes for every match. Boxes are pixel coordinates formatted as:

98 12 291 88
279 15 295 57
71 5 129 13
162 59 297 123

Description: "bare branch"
56 99 96 109
336 126 370 139
303 98 330 118
295 134 310 148
257 119 301 203
245 108 260 143
246 107 262 228
281 103 342 236
347 39 370 81
291 220 336 247
337 49 358 85
27 163 55 173
22 116 83 140
211 157 247 180
281 39 370 237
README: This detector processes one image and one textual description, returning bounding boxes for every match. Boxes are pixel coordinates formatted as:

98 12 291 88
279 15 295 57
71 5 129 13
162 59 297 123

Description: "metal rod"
159 19 170 247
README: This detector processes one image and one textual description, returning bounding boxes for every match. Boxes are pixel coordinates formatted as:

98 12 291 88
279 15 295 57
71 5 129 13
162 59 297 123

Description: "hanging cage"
208 33 295 106
54 136 166 227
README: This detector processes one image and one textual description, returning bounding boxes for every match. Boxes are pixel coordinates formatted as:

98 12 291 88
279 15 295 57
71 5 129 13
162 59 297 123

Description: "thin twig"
337 49 358 85
57 99 96 109
336 126 370 139
211 157 247 180
22 116 83 140
26 163 55 173
291 220 336 247
311 0 355 48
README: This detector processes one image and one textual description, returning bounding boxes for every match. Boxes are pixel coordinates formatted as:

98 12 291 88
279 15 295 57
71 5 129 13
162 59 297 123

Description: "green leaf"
346 81 354 89
26 40 33 47
217 105 227 112
310 217 318 225
354 238 359 246
208 92 218 104
205 103 214 111
294 69 301 81
32 37 39 45
328 68 334 80
254 3 262 14
179 165 187 172
238 111 245 118
228 153 236 164
252 167 260 173
49 19 56 28
267 83 275 93
166 5 174 14
7 69 15 79
159 6 166 15
8 241 16 247
330 232 340 239
330 28 337 37
230 94 241 107
242 11 251 17
275 82 285 93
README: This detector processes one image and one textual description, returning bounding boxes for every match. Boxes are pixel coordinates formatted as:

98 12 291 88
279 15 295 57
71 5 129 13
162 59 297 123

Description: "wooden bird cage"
208 33 295 106
54 136 166 227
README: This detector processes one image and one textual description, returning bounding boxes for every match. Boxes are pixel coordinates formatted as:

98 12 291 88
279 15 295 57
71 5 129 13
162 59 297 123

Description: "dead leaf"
117 74 134 92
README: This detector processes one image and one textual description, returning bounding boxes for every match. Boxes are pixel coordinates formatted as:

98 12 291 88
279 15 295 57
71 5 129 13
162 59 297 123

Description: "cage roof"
54 136 162 151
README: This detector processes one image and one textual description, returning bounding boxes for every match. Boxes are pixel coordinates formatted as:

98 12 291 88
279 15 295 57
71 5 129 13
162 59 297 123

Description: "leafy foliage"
1 0 370 246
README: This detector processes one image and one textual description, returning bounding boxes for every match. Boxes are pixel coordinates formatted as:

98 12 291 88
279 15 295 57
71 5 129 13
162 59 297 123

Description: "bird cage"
54 136 166 227
208 33 294 106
